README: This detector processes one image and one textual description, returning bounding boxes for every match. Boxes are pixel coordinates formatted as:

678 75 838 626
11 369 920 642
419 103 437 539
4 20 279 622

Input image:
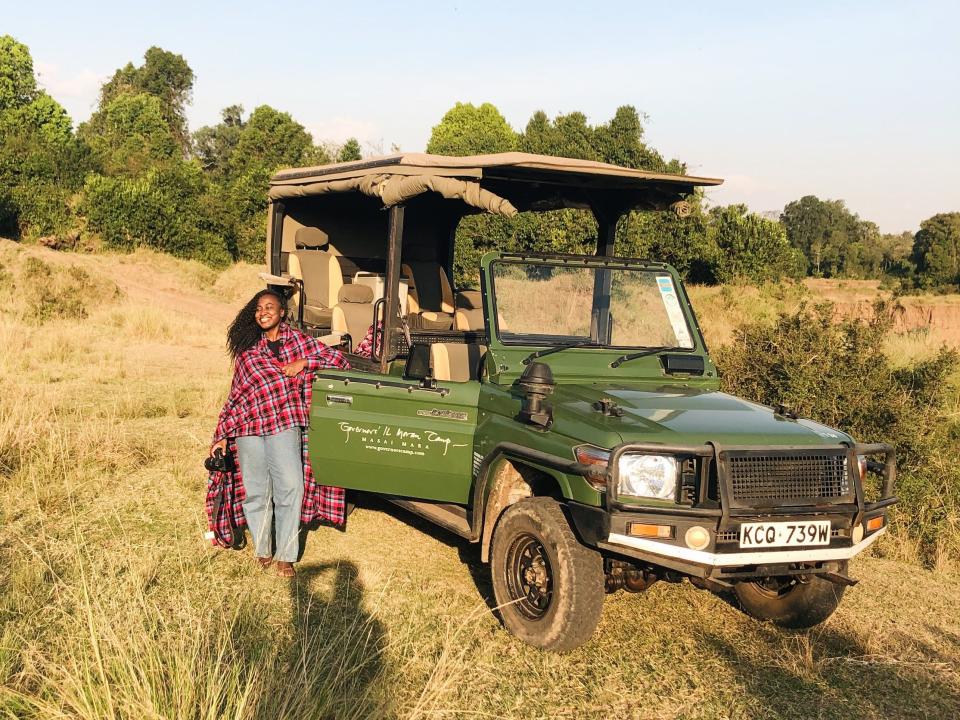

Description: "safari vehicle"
260 153 897 651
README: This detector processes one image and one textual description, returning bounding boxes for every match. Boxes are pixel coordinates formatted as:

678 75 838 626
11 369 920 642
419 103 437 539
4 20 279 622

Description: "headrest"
457 290 482 309
295 226 329 248
338 284 374 304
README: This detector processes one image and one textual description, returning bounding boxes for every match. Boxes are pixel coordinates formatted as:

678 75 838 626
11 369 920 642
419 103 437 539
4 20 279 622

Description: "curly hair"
227 289 287 359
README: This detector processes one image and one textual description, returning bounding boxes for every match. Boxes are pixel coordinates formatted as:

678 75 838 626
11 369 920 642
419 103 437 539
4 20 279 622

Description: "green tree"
520 111 598 160
912 212 960 288
0 35 37 111
877 231 914 275
593 105 673 171
519 105 676 171
0 35 85 238
229 105 313 176
193 104 245 177
79 92 178 176
426 102 518 156
336 137 362 162
780 195 866 277
99 46 194 152
708 204 805 283
617 207 715 282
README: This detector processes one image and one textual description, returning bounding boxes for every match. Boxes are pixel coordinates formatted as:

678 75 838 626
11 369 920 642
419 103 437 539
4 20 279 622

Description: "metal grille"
727 453 850 503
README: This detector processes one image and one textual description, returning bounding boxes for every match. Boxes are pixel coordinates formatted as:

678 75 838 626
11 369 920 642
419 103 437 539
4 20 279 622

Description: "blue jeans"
235 428 304 562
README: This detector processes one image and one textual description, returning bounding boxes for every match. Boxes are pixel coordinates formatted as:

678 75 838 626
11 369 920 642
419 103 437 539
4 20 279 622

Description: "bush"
9 180 73 238
716 301 960 562
82 161 231 267
708 204 806 283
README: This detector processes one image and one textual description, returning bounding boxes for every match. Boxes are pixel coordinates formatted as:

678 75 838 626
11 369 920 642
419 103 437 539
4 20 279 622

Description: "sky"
5 0 959 233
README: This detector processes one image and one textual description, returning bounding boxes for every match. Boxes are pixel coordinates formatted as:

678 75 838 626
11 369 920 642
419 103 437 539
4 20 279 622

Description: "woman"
210 289 348 577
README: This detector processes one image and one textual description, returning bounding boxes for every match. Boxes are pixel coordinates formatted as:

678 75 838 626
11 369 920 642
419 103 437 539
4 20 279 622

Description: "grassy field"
2 240 960 719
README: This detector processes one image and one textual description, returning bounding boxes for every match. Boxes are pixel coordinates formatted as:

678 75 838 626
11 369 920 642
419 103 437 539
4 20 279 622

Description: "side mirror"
404 344 435 387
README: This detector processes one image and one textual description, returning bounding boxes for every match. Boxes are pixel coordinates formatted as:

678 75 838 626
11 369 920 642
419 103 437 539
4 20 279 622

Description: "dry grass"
689 278 960 364
2 239 960 718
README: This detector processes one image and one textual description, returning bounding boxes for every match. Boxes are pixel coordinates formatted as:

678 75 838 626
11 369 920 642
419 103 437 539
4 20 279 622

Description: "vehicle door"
308 367 480 504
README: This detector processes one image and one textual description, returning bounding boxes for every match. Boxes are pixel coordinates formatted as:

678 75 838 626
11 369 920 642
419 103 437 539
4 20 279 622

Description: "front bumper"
605 526 885 568
573 440 896 579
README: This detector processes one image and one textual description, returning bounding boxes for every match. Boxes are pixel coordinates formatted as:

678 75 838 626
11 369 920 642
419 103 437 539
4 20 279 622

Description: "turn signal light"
628 522 673 539
866 516 885 532
576 446 611 491
575 445 610 466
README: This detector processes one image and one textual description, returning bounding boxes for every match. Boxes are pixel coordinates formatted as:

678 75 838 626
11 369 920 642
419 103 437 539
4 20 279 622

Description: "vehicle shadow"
693 621 960 719
243 560 391 719
358 494 497 611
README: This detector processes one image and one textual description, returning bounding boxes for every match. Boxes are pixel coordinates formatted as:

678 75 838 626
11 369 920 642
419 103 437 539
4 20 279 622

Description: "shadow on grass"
243 560 390 720
358 494 497 610
695 621 960 720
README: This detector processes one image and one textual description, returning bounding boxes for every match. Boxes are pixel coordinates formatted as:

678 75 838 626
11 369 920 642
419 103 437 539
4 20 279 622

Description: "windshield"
490 260 696 350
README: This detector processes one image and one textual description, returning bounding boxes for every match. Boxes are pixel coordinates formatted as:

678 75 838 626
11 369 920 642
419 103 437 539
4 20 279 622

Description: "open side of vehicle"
259 152 897 651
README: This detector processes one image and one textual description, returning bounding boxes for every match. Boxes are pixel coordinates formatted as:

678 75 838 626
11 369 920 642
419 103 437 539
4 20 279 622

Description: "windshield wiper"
522 342 599 365
610 346 672 368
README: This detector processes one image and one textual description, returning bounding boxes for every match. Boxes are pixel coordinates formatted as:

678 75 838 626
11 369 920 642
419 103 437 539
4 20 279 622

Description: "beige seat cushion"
402 261 455 314
287 230 342 328
455 290 484 331
331 284 375 348
430 343 487 383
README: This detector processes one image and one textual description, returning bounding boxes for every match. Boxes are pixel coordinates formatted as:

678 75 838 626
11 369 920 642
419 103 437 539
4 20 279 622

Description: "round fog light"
685 525 711 551
851 524 864 544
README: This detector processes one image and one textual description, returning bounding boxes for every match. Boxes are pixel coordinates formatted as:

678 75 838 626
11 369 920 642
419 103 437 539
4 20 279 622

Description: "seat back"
331 284 375 348
291 250 343 310
454 290 485 331
430 343 487 383
287 228 343 325
402 261 454 315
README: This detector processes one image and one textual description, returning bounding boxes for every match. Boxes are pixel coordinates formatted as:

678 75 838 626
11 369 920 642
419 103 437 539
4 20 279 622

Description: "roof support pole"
381 204 406 373
591 214 616 343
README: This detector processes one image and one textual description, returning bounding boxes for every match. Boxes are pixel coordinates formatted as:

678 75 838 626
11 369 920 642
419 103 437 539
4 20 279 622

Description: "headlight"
617 454 678 500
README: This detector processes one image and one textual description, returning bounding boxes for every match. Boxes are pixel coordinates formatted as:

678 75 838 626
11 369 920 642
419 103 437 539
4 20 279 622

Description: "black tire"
734 572 845 629
489 498 604 652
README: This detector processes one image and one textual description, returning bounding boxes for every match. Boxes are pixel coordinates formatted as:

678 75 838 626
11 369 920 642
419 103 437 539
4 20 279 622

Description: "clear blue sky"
6 0 959 232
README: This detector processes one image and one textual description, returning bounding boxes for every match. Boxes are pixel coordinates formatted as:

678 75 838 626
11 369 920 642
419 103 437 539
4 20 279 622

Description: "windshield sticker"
655 276 693 347
337 421 468 457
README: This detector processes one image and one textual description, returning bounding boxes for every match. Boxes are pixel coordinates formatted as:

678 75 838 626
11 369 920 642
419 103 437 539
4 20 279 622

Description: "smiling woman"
207 289 351 577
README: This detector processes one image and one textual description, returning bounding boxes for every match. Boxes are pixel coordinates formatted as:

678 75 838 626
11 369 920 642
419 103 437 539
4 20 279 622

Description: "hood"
549 383 852 448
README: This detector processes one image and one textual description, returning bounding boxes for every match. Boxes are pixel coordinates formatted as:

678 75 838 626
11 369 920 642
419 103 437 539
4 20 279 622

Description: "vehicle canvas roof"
269 152 723 216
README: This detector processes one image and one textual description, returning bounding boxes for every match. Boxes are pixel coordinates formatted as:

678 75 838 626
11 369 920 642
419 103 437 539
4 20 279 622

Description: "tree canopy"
99 46 195 152
426 102 518 156
912 213 960 288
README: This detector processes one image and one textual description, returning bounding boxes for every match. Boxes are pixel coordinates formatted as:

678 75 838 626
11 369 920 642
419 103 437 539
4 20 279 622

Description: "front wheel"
489 498 604 652
734 572 845 629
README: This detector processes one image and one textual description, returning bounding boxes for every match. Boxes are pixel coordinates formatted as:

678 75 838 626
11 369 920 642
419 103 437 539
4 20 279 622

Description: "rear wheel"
734 572 845 629
490 498 604 651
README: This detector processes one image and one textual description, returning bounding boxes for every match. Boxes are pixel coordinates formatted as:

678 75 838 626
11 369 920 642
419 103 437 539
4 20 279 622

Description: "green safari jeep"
260 152 897 651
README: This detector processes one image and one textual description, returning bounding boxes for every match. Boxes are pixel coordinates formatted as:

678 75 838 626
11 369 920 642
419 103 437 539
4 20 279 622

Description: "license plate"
739 520 831 549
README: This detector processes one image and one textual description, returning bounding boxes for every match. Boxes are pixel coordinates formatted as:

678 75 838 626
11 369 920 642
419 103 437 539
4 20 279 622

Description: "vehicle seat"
454 290 484 331
430 343 487 382
403 261 454 331
331 283 375 351
288 227 343 328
